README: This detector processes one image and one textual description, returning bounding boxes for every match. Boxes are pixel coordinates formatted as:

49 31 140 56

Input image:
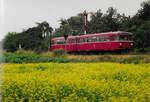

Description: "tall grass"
3 50 150 63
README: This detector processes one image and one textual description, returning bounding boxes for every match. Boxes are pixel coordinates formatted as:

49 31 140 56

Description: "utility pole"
83 10 88 34
48 32 51 51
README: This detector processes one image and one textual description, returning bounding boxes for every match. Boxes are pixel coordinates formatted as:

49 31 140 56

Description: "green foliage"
132 20 150 49
89 7 120 33
3 50 69 63
51 49 67 58
136 0 150 20
3 32 19 52
4 51 48 63
3 21 53 52
54 15 84 37
3 50 150 64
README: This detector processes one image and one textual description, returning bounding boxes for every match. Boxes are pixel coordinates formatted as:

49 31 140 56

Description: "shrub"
51 49 67 58
3 50 150 64
4 50 48 63
15 50 35 55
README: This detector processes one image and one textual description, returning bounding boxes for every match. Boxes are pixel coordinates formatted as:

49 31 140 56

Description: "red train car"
50 31 134 52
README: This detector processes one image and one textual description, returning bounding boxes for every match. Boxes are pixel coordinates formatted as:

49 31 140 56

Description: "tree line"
3 0 150 52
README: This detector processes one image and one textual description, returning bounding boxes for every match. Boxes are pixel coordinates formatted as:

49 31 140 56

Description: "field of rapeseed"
2 63 150 102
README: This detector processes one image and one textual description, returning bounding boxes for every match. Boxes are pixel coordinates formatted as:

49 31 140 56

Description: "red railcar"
50 31 134 52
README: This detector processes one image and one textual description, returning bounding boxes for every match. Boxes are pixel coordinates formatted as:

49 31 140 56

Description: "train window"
79 38 87 43
83 38 88 42
68 39 73 43
103 36 106 41
88 36 98 42
99 36 105 41
99 36 109 42
56 40 65 44
69 39 76 43
128 35 133 41
91 36 98 42
119 35 129 41
108 35 118 41
77 39 79 43
79 38 83 43
88 37 91 42
72 39 76 43
98 36 102 42
68 39 71 43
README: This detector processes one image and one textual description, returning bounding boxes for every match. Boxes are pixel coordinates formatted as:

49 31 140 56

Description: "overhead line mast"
83 10 88 34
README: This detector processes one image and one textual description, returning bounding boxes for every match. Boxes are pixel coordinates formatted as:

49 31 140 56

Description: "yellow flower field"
2 63 150 102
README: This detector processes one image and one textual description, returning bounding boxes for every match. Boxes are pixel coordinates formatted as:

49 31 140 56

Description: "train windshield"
119 34 132 41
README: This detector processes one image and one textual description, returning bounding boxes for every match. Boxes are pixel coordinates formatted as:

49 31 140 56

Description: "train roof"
52 31 132 40
80 31 132 36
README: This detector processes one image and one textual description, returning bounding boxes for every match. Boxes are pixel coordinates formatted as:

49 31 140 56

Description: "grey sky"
0 0 144 40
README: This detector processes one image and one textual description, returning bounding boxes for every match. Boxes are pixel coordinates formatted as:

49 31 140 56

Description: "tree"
36 21 53 37
53 14 84 37
89 7 120 33
3 32 18 52
36 21 53 50
67 15 84 35
136 0 150 20
89 9 103 33
102 7 120 31
130 0 150 50
17 26 43 51
3 21 53 52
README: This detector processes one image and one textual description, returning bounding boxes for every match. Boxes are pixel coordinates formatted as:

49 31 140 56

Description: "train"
49 31 134 53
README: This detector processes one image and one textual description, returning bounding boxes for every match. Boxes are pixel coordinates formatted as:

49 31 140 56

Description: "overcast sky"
0 0 144 40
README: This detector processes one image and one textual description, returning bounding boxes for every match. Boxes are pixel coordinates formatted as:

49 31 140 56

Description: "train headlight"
119 43 122 46
130 43 133 46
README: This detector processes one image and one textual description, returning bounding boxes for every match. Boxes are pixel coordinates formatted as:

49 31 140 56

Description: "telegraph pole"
83 10 88 34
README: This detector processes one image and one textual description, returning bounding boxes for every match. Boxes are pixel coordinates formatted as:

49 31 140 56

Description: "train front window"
119 35 132 41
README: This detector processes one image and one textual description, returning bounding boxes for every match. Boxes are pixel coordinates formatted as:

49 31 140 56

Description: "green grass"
3 50 150 64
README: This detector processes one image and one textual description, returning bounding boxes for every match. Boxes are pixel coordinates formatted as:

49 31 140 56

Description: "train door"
67 38 77 52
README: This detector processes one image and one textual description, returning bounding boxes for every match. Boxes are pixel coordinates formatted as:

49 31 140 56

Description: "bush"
3 50 150 64
3 50 69 63
51 49 67 58
15 50 35 55
4 50 48 63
